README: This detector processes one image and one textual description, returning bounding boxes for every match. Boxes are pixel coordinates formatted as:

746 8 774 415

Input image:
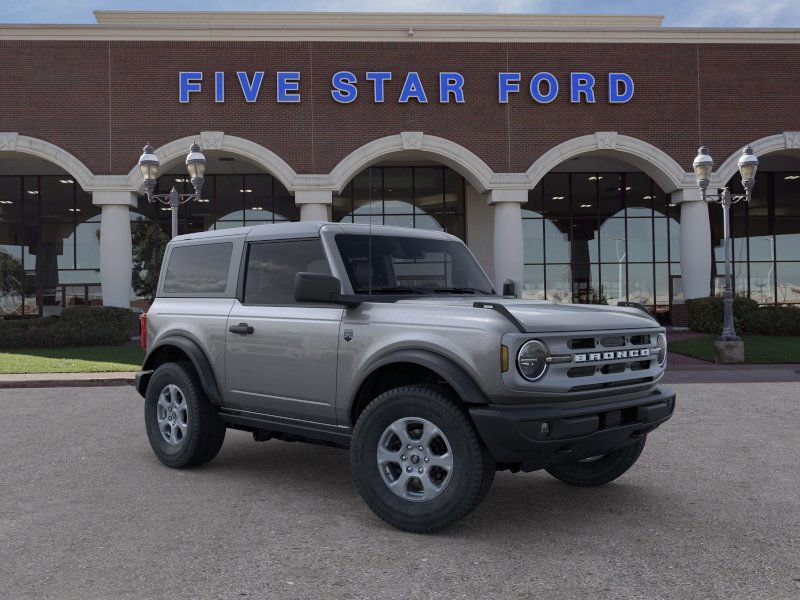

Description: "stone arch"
0 132 95 190
328 132 496 194
123 131 298 192
526 132 691 193
713 131 800 186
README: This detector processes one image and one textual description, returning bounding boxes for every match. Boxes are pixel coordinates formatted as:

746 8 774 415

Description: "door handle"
229 323 254 335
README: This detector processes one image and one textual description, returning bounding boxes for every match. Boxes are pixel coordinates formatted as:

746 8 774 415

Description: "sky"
1 0 799 27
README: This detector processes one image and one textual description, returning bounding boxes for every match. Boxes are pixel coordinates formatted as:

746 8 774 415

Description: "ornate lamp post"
138 142 207 238
692 145 759 353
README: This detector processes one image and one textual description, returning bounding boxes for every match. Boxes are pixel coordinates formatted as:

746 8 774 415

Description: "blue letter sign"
179 72 203 103
608 73 634 104
529 72 558 104
179 69 634 105
214 71 224 103
366 72 392 102
570 73 596 103
237 71 264 103
439 72 465 103
399 72 428 103
331 71 358 103
277 72 301 103
498 73 521 103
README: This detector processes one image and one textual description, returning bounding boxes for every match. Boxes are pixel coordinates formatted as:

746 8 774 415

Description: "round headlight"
517 340 549 381
655 333 668 367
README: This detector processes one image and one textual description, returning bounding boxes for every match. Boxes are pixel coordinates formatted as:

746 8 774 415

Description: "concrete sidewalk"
662 363 800 384
0 371 135 389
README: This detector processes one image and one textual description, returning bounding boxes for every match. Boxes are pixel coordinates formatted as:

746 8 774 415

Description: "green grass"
0 345 144 374
669 335 800 364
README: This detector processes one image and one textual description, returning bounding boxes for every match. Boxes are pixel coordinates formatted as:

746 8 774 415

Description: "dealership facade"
0 11 799 321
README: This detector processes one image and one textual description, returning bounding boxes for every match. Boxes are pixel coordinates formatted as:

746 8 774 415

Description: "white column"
296 190 333 222
93 191 136 308
488 189 527 295
465 182 495 283
673 188 712 299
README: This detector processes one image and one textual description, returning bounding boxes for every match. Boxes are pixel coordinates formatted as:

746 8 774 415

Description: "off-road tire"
350 384 495 533
144 361 226 469
545 435 647 487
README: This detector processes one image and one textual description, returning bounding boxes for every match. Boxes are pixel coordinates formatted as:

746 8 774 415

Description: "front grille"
533 328 663 393
568 337 595 350
567 333 652 349
600 336 625 347
600 363 626 375
570 376 655 392
567 366 596 378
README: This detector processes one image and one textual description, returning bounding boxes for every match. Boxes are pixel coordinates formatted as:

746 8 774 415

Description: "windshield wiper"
432 287 493 295
356 286 426 295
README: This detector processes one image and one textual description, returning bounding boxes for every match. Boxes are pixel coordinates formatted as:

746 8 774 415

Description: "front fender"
352 348 489 408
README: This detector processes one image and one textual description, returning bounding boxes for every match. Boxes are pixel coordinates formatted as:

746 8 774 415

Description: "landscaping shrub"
0 306 132 349
687 296 800 336
747 306 800 336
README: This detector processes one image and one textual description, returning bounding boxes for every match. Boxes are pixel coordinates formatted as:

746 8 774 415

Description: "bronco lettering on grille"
574 348 651 362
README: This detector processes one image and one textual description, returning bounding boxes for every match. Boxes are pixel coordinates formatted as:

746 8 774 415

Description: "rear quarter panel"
146 297 235 394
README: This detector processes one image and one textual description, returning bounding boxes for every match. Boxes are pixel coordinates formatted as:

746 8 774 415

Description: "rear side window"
162 243 233 294
244 240 329 305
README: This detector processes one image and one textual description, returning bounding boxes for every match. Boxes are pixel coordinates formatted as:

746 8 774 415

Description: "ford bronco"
135 222 675 532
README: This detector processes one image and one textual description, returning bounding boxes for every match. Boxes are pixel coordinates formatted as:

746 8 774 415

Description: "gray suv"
135 222 675 532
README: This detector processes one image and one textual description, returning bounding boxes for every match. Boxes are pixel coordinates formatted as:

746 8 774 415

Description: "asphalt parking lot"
1 384 798 600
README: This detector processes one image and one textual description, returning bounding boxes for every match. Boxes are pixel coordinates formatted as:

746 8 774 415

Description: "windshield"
335 234 495 295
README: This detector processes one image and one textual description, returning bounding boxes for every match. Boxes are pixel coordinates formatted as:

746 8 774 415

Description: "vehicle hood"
395 296 659 333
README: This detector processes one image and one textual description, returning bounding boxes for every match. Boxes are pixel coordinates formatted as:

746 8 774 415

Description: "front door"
225 238 342 425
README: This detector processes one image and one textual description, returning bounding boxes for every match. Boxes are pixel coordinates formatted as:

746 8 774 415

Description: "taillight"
139 313 147 351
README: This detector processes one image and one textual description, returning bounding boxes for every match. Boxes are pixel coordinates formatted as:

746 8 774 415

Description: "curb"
0 375 135 389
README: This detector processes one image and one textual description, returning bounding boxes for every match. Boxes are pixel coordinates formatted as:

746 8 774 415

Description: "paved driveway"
1 384 798 600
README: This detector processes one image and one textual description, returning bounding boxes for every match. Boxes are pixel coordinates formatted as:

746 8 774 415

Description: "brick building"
0 11 798 321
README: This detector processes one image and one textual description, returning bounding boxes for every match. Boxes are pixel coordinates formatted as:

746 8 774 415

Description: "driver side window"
243 239 330 305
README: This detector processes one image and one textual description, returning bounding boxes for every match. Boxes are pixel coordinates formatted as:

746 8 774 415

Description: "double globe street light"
138 142 207 238
692 144 759 357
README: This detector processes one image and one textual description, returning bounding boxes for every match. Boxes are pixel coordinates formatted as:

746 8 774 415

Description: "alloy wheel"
376 417 454 502
156 384 190 446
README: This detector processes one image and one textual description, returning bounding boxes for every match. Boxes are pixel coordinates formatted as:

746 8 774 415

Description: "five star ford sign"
178 71 635 104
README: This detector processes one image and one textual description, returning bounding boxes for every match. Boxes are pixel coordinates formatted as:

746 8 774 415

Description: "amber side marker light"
501 345 509 372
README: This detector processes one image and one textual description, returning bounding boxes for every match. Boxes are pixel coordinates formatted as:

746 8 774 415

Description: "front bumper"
469 386 675 472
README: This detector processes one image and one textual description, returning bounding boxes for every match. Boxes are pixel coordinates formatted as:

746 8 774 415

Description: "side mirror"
295 272 342 304
502 279 517 298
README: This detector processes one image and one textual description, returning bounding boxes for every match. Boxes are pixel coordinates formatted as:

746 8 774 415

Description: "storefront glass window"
0 175 102 317
717 170 800 305
523 171 678 321
333 166 466 240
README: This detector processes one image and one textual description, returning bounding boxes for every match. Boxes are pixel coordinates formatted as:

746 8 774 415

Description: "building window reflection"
713 171 800 306
522 172 680 321
140 173 298 234
333 166 466 240
0 175 101 317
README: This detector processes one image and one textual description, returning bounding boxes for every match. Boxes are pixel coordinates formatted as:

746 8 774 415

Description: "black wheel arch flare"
139 335 223 405
350 348 489 424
